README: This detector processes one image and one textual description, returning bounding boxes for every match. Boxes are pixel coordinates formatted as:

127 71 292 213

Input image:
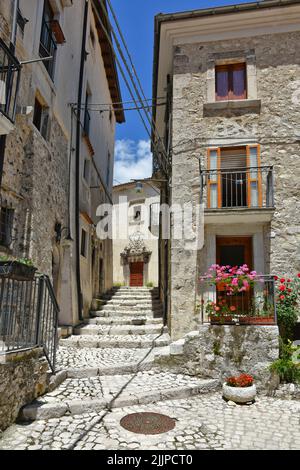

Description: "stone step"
90 310 163 318
74 324 166 336
60 333 171 349
100 296 161 303
111 287 159 291
56 346 167 378
85 317 164 326
96 306 163 314
19 372 219 421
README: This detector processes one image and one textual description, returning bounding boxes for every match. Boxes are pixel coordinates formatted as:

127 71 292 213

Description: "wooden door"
130 262 144 287
216 237 253 314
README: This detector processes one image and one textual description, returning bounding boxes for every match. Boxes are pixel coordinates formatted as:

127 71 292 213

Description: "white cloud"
114 139 153 184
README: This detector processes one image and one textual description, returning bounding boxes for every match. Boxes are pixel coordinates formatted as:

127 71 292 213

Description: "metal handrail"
198 274 277 325
200 165 274 209
0 271 59 373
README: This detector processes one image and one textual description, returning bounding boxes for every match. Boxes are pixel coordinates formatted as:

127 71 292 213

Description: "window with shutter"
207 145 261 208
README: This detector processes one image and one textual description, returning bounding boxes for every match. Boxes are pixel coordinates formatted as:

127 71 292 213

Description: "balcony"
198 275 276 325
0 38 21 134
200 166 275 224
39 20 57 80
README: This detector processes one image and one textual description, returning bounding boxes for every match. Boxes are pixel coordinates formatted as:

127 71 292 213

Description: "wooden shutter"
207 148 221 208
246 144 262 207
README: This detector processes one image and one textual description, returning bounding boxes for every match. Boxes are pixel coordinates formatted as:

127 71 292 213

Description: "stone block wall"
0 349 49 432
156 325 280 393
170 30 300 338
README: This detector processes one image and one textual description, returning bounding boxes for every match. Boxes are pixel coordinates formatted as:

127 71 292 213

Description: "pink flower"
231 278 238 286
243 280 249 288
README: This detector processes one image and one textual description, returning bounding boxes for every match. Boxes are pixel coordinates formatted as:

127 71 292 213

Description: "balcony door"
130 262 144 287
216 236 253 313
207 145 262 208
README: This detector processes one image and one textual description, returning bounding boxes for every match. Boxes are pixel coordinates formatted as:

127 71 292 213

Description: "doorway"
216 236 253 313
130 262 144 287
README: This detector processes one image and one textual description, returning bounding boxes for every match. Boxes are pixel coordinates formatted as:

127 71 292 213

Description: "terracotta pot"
209 315 235 325
239 316 275 325
222 383 256 403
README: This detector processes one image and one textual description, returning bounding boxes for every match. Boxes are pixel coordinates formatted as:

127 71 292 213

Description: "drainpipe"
75 0 89 321
0 0 19 189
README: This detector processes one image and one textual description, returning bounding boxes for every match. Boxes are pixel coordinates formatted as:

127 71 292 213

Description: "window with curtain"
215 63 247 101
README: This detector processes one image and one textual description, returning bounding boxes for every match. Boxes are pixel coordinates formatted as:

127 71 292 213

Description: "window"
39 0 57 80
215 63 247 101
133 206 141 222
106 152 111 186
17 8 28 37
33 97 50 140
84 91 91 137
81 229 87 257
83 158 91 184
207 145 261 209
0 206 14 247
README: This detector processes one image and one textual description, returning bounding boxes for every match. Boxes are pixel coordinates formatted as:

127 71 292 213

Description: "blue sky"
112 0 251 184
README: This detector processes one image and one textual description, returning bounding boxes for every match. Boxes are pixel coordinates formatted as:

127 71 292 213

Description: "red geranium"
226 374 254 388
280 295 285 300
280 278 285 283
279 285 286 291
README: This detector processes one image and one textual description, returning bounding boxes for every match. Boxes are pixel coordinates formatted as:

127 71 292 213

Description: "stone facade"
112 181 160 287
0 349 49 432
156 325 280 392
153 3 300 339
0 0 124 326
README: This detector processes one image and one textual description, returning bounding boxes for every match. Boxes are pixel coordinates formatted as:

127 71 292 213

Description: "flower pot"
209 315 235 325
222 383 256 404
239 316 275 325
0 261 37 281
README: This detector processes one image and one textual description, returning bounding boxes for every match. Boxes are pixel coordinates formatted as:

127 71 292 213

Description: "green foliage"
0 255 34 266
113 282 125 287
270 340 300 384
146 281 154 288
275 275 300 343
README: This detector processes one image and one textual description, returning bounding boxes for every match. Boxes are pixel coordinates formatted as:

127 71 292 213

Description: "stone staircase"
18 287 219 422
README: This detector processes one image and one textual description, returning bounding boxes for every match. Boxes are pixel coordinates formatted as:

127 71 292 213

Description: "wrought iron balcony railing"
0 38 21 124
198 275 276 325
39 20 57 80
200 166 274 209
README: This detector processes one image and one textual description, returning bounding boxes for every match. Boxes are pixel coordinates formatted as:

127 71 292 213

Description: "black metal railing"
198 275 276 325
0 38 21 123
39 20 57 80
0 272 59 372
200 166 274 209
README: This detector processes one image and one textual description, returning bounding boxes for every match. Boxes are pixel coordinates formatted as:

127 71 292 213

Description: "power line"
97 0 169 175
70 96 166 107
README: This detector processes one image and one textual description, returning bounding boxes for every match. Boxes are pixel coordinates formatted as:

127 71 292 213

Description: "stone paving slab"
1 393 300 450
85 317 163 326
56 346 167 377
19 372 219 421
60 333 170 349
74 324 166 336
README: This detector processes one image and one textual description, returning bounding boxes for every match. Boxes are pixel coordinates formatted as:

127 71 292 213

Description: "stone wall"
0 349 49 432
170 30 300 338
156 325 280 393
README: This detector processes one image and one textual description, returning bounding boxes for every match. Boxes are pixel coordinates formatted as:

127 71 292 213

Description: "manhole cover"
120 412 176 435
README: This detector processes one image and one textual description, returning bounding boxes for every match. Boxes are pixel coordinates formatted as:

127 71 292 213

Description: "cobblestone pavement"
1 393 300 450
1 288 300 451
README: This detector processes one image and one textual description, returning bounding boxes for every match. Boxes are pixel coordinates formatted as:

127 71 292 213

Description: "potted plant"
0 256 37 281
206 300 236 324
222 373 256 404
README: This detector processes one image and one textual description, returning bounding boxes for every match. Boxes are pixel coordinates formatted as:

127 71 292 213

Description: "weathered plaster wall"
170 30 300 338
0 349 49 432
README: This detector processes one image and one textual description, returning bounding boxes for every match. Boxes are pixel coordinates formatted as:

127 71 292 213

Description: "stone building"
112 180 160 287
152 0 300 339
0 0 124 326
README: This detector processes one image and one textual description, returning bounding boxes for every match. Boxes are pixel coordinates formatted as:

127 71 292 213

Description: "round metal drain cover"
120 412 176 435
